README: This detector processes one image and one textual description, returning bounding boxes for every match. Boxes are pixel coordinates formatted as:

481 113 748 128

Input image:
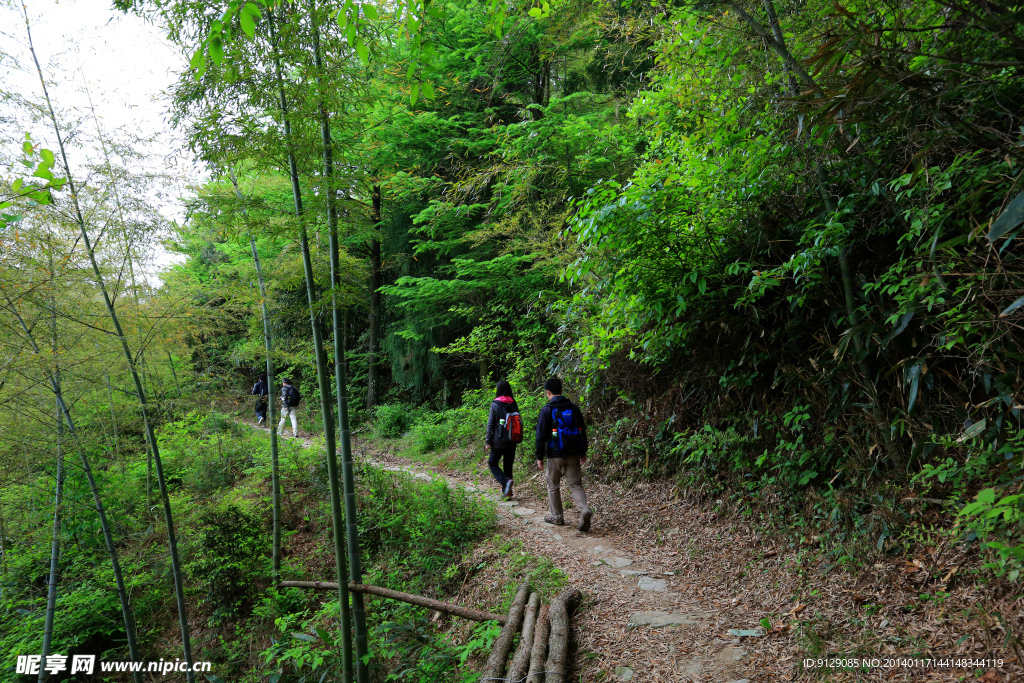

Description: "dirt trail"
243 420 1014 683
357 440 772 683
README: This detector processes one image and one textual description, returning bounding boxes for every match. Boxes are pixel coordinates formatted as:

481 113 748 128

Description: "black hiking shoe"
579 511 593 533
544 515 565 526
503 480 513 499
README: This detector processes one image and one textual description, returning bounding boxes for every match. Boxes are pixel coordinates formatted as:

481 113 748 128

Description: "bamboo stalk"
0 500 8 576
483 582 532 681
543 589 581 683
278 581 506 623
40 398 63 683
40 270 63 683
23 17 185 673
527 604 550 683
228 169 282 582
506 593 540 683
25 27 195 679
3 296 143 682
268 9 354 681
307 5 362 681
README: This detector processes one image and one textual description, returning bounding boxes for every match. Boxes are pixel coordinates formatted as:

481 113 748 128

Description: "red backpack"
497 402 524 444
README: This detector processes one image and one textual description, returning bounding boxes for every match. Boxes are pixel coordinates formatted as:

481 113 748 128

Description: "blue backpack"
548 406 585 454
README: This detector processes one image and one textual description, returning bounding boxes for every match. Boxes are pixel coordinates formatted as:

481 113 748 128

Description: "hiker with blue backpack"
485 380 524 499
535 377 593 532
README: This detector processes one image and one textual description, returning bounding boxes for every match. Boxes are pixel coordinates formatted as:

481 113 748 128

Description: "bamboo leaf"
956 419 986 443
999 294 1024 318
906 362 921 414
987 192 1024 242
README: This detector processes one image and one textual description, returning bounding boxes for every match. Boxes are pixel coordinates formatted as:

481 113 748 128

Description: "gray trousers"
545 456 591 521
278 406 299 436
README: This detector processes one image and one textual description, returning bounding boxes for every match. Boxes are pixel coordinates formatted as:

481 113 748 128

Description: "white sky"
1 0 194 274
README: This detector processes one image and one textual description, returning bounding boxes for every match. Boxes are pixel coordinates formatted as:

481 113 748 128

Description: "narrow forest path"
353 439 789 683
240 421 1009 683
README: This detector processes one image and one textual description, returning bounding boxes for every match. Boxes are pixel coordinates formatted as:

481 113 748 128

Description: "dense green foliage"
0 408 497 681
154 0 1024 574
3 0 1024 679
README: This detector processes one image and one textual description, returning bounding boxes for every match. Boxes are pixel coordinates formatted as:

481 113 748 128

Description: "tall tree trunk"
23 11 193 679
102 366 120 460
40 265 63 683
270 9 358 681
39 397 63 683
309 8 362 679
166 351 181 398
228 169 283 582
0 501 8 577
367 185 382 411
3 298 143 683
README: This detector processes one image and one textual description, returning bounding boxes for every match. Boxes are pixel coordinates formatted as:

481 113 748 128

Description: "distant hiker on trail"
278 378 301 438
251 372 269 425
485 380 524 500
535 377 593 532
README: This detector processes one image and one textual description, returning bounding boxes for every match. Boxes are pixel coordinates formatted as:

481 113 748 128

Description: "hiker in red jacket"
485 380 523 500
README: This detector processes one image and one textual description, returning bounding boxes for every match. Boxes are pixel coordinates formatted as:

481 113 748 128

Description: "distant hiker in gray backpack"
535 377 592 532
278 378 301 438
251 372 269 425
485 380 523 500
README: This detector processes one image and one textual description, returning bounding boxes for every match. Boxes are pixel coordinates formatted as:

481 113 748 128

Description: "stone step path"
372 457 751 682
235 421 753 681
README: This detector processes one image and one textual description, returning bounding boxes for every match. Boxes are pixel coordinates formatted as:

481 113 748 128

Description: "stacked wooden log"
280 578 581 683
483 582 581 683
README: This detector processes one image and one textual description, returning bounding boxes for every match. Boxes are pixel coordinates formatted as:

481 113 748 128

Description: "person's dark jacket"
486 396 518 449
535 395 588 460
251 379 268 397
280 384 298 407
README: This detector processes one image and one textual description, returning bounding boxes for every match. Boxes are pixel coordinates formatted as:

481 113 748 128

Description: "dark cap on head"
282 378 292 385
544 377 562 394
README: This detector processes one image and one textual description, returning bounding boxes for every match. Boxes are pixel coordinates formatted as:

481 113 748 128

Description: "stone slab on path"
604 557 633 568
511 507 535 516
627 611 704 630
638 576 668 592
